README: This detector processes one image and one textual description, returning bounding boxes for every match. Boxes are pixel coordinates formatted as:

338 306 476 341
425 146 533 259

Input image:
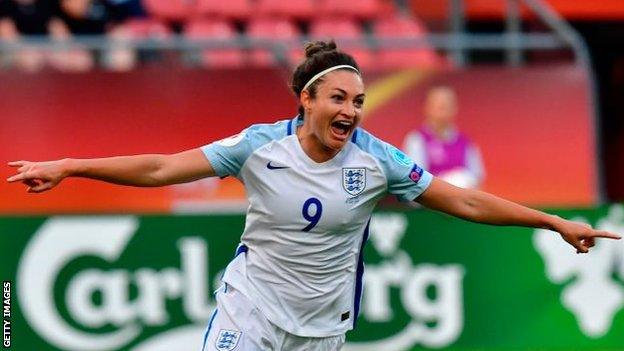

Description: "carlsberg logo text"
18 215 465 351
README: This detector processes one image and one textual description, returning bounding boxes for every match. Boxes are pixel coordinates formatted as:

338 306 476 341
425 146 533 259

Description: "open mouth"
330 120 353 140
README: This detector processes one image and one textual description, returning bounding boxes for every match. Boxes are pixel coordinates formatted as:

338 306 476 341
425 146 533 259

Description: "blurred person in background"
0 0 142 72
403 86 485 189
54 0 146 71
57 0 111 35
53 0 117 70
0 0 69 71
43 0 111 72
88 0 154 71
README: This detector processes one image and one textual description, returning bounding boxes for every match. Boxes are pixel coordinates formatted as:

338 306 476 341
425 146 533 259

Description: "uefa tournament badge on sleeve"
409 164 424 183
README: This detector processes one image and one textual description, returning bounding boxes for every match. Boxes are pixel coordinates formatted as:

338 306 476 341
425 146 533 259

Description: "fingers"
575 242 589 254
7 161 37 183
6 171 37 183
589 230 622 240
583 237 595 248
564 234 588 254
7 161 27 182
8 161 30 174
7 160 27 167
6 172 27 183
28 182 53 193
22 179 40 188
575 238 594 254
7 160 56 193
573 230 619 254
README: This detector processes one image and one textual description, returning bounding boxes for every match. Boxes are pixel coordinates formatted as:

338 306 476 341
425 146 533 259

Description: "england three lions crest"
343 168 366 196
216 329 241 351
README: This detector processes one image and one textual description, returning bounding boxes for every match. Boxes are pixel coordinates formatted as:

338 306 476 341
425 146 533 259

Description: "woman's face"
425 87 457 128
301 70 365 153
61 0 91 19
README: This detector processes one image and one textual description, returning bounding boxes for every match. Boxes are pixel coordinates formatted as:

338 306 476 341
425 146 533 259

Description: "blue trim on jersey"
351 128 358 143
235 244 248 256
353 218 371 329
201 309 218 351
221 244 248 294
287 119 293 136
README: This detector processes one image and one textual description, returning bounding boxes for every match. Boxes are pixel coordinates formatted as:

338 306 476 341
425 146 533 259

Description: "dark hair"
291 40 360 116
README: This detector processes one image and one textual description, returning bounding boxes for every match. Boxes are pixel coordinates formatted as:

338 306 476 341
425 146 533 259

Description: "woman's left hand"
552 216 621 253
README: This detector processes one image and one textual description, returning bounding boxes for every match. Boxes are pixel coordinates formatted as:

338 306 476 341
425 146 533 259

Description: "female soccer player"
7 41 620 351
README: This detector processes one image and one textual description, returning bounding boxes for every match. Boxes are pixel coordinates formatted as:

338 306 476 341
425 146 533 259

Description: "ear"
300 89 313 111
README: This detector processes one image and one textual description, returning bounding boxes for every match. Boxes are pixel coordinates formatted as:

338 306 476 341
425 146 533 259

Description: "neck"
426 121 451 138
296 125 338 163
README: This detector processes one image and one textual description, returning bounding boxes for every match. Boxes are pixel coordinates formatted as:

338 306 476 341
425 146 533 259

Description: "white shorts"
201 284 345 351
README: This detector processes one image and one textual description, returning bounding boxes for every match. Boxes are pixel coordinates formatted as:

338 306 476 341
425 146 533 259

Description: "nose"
342 102 357 118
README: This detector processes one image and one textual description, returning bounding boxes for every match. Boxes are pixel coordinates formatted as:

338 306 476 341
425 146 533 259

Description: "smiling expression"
298 70 365 162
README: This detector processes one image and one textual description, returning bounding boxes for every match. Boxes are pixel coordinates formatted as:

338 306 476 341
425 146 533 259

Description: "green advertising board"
1 205 623 350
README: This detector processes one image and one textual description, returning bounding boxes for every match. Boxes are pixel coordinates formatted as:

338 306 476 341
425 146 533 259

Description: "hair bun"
304 40 338 58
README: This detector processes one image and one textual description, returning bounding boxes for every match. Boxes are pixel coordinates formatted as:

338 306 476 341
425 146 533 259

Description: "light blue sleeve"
355 129 433 202
201 121 289 177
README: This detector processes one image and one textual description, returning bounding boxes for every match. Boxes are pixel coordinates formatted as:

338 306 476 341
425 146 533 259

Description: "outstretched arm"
7 148 215 192
416 177 621 253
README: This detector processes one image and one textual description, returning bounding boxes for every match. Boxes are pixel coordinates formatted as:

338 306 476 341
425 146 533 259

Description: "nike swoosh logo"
266 162 290 170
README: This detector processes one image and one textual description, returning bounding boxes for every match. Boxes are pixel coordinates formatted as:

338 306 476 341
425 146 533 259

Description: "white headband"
302 65 360 92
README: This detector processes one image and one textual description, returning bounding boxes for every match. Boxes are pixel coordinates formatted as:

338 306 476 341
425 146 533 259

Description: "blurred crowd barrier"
0 64 596 213
1 205 623 350
0 0 446 72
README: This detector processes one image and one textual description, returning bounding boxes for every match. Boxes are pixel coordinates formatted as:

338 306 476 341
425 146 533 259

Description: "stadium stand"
318 0 392 20
114 17 171 38
372 15 442 68
196 0 252 20
141 0 193 22
246 17 302 66
0 0 443 71
104 18 171 71
255 0 315 20
309 18 375 70
143 0 195 21
184 18 245 68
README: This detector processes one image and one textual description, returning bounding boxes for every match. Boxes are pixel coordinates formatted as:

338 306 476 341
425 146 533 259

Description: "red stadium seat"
309 19 374 70
184 19 245 68
141 0 193 22
255 0 315 20
246 18 302 67
196 0 252 20
374 15 429 35
318 0 392 20
372 15 442 69
114 18 172 38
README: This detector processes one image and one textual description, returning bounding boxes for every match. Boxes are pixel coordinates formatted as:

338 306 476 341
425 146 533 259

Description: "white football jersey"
201 116 432 337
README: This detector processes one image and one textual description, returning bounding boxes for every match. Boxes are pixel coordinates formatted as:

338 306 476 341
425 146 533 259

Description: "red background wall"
0 65 597 213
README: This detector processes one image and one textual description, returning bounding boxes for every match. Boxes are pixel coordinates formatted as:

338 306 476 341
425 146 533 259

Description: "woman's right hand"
6 159 69 193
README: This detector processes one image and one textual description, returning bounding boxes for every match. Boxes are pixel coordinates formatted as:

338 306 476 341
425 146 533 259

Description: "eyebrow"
334 88 366 98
